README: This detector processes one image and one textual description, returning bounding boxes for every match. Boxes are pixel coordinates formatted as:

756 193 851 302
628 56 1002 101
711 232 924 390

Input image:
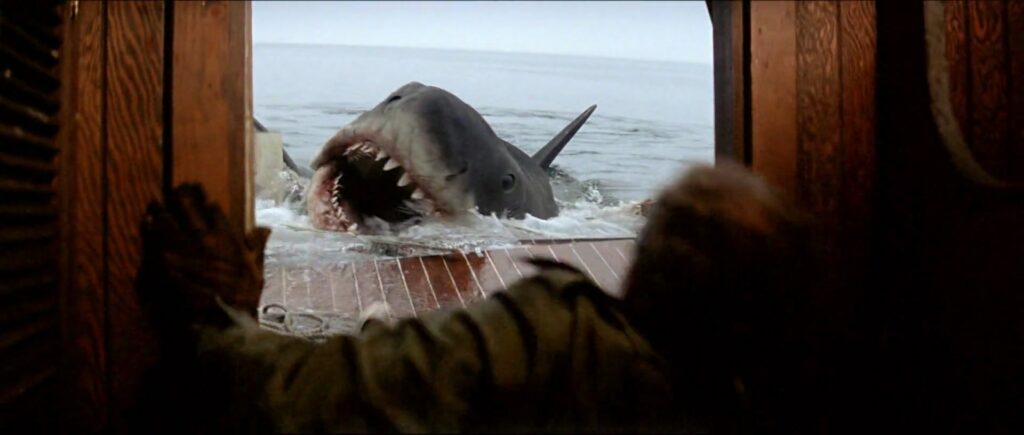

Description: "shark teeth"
375 149 388 161
397 173 413 187
383 158 401 171
410 188 425 199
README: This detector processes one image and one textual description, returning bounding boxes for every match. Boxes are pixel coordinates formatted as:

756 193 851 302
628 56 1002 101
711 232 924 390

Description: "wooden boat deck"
259 238 636 335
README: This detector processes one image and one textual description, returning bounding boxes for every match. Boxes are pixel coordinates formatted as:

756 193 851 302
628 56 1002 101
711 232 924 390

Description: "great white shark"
306 82 596 232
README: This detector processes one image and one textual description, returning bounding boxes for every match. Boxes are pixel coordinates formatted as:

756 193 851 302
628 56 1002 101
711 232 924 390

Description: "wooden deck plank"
527 244 558 262
572 242 621 294
420 255 465 310
487 250 522 289
465 251 504 296
443 253 485 304
283 267 312 312
507 246 539 277
548 244 596 282
399 257 440 313
353 260 389 320
332 263 360 316
260 240 636 325
260 264 285 308
378 259 417 318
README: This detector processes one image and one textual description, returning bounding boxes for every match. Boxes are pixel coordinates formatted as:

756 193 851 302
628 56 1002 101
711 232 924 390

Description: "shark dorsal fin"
531 104 597 169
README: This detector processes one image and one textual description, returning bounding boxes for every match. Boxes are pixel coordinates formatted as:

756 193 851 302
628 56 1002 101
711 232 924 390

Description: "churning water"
253 43 713 266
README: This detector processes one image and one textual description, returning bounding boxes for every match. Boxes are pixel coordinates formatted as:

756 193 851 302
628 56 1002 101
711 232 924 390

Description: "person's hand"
138 184 270 336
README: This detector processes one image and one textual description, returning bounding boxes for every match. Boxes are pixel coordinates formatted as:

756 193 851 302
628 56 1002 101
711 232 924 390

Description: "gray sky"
252 1 712 64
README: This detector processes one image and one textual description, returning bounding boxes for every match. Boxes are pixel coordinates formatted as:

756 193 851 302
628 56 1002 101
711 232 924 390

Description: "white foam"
255 171 645 268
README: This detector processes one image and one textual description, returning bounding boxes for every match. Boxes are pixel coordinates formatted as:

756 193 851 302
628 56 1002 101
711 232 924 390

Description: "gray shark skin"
306 82 595 233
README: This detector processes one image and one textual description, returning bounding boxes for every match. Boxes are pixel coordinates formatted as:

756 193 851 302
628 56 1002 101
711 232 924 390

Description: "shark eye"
501 174 516 192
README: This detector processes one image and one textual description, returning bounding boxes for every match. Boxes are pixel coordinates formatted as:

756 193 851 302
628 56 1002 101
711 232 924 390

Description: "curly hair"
621 162 818 433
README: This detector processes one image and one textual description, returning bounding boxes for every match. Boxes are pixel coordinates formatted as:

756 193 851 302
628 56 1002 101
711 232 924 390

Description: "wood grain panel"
172 1 252 230
104 2 164 421
711 0 748 163
839 0 878 278
796 1 841 214
945 1 971 143
59 1 108 430
1009 0 1024 180
968 0 1011 179
750 1 798 195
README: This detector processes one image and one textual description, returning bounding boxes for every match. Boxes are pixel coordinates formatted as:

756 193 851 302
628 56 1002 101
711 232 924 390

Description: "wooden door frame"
58 1 252 431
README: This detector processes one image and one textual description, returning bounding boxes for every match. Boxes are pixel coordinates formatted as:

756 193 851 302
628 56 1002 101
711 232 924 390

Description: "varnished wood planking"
466 251 504 296
839 1 877 280
398 257 438 314
60 1 108 430
378 259 415 318
443 253 485 304
171 1 252 230
508 246 539 277
259 241 638 319
711 0 748 163
750 1 798 195
796 1 841 223
1009 0 1024 180
103 1 164 419
332 263 360 315
353 260 388 320
282 267 312 312
968 0 1011 179
572 242 620 294
419 256 464 309
305 267 334 313
945 1 971 144
260 264 284 307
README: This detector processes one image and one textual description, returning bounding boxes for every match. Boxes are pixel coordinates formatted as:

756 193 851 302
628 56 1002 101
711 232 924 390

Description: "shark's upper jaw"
307 133 453 233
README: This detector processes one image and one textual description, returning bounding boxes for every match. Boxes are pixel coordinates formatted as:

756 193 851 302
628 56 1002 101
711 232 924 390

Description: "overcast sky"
252 1 712 64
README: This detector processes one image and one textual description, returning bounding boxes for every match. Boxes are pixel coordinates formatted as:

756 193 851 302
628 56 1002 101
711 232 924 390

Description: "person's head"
622 162 816 431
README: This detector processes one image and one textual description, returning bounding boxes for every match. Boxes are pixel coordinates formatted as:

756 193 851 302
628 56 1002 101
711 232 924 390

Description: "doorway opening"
249 1 714 334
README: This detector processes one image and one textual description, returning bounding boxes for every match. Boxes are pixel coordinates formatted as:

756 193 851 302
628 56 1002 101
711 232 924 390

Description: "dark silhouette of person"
137 163 816 433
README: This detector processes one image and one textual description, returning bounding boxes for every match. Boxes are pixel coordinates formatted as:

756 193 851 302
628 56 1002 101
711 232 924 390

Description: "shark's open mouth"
306 82 597 233
308 138 443 233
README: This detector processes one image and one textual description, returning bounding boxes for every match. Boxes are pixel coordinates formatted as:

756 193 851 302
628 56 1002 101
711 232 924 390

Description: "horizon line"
252 41 711 66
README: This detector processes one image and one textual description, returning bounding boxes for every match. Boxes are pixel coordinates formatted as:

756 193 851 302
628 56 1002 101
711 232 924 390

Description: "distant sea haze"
254 43 714 202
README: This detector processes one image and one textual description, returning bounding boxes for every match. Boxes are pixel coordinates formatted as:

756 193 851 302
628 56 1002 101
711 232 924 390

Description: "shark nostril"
386 95 401 104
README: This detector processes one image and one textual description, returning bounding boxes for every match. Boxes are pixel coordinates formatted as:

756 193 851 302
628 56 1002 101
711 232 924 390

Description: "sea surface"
253 43 714 266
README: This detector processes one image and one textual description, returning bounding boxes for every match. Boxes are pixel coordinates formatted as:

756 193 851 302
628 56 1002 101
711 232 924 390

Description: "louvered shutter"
0 0 63 431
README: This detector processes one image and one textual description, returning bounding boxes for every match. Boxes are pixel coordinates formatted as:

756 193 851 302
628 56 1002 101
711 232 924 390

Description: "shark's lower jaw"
308 139 444 233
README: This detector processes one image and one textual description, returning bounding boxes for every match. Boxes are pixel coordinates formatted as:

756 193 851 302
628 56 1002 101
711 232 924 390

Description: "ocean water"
253 43 713 265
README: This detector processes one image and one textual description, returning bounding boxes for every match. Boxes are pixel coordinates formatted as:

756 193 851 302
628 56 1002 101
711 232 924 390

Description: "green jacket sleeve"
195 262 673 433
